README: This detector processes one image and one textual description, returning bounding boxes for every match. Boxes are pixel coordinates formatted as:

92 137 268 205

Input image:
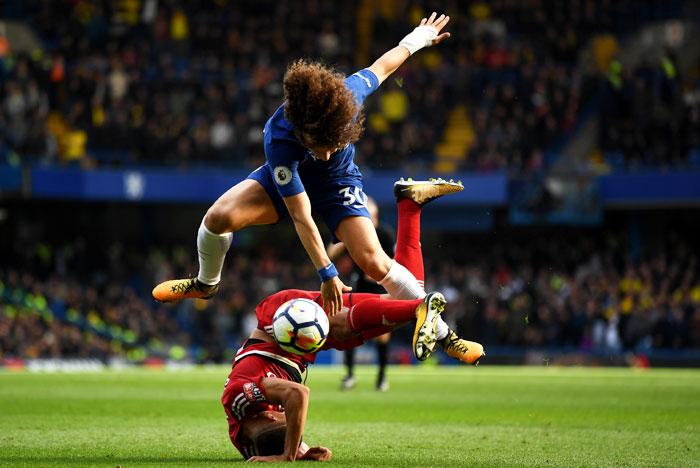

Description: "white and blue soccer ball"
272 298 329 355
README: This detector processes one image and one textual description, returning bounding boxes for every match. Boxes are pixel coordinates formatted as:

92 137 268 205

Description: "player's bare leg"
152 180 279 302
329 178 464 303
335 216 425 300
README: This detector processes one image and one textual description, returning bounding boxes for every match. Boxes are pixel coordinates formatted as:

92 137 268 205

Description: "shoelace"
447 336 469 354
170 279 196 294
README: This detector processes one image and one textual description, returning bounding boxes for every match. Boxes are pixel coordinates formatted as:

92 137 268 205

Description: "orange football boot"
440 330 485 366
152 278 219 303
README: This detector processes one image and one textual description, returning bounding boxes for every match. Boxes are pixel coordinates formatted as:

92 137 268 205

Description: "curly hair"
283 59 365 150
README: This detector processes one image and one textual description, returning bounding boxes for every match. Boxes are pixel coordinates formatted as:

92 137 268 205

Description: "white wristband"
399 25 438 55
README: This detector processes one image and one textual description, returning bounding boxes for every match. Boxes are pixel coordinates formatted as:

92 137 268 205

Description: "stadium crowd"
437 232 700 352
600 51 700 168
2 229 699 362
1 0 698 172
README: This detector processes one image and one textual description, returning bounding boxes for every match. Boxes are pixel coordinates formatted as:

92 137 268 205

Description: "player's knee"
204 204 235 233
355 252 391 281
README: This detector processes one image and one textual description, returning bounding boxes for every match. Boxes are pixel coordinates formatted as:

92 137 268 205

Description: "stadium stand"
1 0 698 171
600 52 700 168
1 1 700 366
2 220 699 362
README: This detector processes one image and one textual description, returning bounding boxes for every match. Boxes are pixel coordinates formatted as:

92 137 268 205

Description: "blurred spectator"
600 51 697 167
0 0 694 171
2 226 699 362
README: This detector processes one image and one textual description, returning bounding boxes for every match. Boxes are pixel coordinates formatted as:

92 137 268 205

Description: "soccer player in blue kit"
153 13 459 314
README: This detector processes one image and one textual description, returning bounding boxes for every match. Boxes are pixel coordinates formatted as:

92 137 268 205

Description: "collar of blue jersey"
306 143 350 161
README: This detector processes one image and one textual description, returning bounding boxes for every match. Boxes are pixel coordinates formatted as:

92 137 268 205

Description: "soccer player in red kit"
221 339 328 461
221 291 446 462
221 179 485 462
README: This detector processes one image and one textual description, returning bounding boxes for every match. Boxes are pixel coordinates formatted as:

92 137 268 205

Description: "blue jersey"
262 68 379 198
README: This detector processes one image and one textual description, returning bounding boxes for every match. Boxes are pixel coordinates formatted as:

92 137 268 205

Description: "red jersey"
221 339 306 459
223 290 385 459
255 289 323 331
255 289 323 362
255 289 378 353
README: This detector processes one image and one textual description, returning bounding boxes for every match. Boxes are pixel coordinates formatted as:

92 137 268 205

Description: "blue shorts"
247 165 371 241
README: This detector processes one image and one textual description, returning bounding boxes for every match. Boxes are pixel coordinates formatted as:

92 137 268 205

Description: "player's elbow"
288 384 310 404
287 205 313 226
287 208 305 224
296 385 310 399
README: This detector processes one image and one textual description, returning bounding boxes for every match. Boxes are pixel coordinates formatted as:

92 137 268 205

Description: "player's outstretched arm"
249 378 311 463
367 12 450 85
283 193 351 316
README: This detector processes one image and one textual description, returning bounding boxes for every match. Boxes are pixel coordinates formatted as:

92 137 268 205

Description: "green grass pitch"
1 366 699 467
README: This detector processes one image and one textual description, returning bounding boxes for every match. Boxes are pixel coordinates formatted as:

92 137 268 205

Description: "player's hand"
300 446 333 461
419 11 450 45
320 276 351 316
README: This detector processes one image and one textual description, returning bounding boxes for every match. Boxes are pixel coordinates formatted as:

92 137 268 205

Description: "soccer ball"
272 298 329 355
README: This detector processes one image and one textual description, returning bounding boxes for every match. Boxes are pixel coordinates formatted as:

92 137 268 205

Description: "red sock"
395 199 424 286
344 293 380 308
347 298 423 332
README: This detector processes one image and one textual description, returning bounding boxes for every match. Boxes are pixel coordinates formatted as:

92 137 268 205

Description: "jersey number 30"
339 186 367 209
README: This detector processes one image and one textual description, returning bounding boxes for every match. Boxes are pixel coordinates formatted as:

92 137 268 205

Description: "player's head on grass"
283 59 365 160
240 410 289 456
